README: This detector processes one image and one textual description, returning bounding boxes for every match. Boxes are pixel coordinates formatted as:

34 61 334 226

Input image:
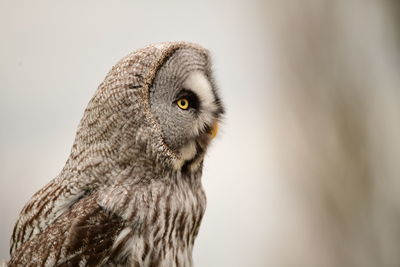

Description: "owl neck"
59 141 204 190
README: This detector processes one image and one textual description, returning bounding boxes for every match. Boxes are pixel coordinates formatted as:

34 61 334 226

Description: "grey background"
2 1 400 266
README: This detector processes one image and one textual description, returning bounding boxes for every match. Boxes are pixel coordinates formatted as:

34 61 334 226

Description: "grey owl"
8 42 224 267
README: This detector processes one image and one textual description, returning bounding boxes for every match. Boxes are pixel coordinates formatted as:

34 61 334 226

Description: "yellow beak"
210 121 218 138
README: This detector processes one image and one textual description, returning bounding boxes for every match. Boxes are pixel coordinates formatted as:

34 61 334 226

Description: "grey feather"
8 42 224 267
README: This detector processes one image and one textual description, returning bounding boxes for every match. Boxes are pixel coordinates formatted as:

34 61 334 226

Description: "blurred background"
1 0 400 266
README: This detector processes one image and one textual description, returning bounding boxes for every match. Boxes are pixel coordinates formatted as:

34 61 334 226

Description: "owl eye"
177 98 190 110
175 89 200 111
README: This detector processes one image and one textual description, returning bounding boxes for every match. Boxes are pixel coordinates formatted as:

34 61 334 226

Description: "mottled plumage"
8 42 224 267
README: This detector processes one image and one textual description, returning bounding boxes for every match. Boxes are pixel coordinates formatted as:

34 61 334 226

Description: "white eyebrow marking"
182 71 216 112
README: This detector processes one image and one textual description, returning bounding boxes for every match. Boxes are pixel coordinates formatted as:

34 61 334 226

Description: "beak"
210 121 218 139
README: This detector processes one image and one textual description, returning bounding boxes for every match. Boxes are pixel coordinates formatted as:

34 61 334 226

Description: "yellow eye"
177 98 189 110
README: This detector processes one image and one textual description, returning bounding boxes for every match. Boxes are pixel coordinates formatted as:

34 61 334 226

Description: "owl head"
71 42 224 179
149 47 224 171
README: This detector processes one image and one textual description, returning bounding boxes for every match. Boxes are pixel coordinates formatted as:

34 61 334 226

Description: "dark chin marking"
181 142 204 175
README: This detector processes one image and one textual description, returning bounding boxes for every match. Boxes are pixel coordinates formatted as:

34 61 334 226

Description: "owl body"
8 42 223 266
102 174 206 266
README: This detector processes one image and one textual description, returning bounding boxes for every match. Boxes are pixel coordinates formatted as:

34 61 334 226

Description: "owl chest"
114 183 206 267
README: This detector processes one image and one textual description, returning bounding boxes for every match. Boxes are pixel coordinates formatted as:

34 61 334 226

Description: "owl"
8 42 224 267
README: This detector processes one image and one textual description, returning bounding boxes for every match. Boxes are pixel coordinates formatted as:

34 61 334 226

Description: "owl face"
150 48 224 168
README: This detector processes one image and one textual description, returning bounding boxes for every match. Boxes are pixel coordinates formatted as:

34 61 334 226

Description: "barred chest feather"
102 172 207 267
